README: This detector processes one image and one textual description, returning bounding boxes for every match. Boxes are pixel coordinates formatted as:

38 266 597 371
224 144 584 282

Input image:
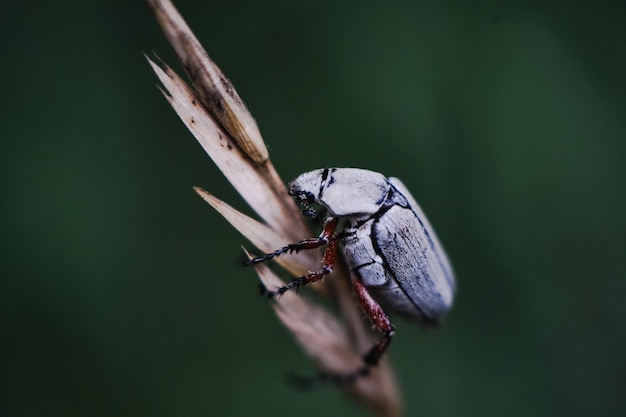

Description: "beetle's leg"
281 274 395 387
244 217 338 266
261 231 339 298
353 274 395 366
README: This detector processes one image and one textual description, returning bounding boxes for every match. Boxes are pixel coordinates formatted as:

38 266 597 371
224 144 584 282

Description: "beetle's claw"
243 256 265 267
258 282 269 295
274 286 289 297
259 282 282 299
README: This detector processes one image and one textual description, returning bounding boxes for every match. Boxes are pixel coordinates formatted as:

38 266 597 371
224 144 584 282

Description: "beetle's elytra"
246 167 456 380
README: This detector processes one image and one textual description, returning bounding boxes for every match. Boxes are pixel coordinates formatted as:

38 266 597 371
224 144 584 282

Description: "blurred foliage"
1 1 625 416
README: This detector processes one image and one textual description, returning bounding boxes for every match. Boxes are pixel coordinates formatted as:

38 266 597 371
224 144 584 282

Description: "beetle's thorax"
289 168 391 217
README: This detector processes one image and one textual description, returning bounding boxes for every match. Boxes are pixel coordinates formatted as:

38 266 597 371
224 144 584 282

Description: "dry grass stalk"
146 0 402 415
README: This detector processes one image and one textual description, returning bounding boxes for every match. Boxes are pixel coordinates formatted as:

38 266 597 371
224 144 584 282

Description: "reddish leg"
289 275 395 386
353 274 395 366
253 217 340 298
244 217 338 266
263 234 339 298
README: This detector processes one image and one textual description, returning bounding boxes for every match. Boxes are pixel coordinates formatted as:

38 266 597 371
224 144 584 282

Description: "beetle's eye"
302 208 317 218
295 192 315 206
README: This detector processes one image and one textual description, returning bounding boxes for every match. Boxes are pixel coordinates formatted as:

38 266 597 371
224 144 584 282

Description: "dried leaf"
147 56 303 242
193 186 319 276
148 0 268 165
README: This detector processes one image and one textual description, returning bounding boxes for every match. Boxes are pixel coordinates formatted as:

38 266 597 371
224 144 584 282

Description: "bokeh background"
2 1 625 416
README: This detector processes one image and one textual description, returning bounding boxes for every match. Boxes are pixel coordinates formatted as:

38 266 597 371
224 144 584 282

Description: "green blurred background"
2 0 625 416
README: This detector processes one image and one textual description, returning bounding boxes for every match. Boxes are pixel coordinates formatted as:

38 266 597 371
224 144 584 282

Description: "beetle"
245 167 455 379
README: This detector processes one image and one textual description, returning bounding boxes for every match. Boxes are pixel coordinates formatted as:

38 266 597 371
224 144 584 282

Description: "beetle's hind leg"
286 273 396 387
353 273 395 366
243 217 339 266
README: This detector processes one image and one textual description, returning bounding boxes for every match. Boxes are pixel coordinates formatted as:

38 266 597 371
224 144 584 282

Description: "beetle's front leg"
244 217 339 266
261 233 339 298
352 273 395 366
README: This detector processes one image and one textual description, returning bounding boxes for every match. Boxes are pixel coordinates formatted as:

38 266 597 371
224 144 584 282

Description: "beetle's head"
288 169 324 218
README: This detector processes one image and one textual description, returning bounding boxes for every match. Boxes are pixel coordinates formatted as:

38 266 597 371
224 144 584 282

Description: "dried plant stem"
146 0 402 415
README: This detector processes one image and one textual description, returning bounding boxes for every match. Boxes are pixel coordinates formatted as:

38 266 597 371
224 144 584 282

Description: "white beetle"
247 167 455 375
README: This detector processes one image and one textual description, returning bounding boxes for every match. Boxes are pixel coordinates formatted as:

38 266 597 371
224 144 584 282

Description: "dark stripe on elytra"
369 212 434 323
351 260 376 272
410 210 454 287
387 180 452 285
367 190 433 320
